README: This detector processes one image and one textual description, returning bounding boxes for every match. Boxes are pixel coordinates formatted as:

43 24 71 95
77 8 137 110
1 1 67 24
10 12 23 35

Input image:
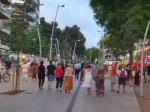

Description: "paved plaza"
0 76 141 112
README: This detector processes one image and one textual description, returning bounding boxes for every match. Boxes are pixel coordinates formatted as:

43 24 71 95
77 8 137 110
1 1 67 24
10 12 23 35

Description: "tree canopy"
90 0 150 58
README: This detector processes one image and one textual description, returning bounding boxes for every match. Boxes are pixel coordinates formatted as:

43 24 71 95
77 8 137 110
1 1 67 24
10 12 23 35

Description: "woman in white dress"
82 65 93 95
21 60 29 82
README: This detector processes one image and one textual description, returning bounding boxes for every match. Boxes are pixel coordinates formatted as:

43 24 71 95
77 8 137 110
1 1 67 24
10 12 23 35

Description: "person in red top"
110 62 117 92
55 63 64 92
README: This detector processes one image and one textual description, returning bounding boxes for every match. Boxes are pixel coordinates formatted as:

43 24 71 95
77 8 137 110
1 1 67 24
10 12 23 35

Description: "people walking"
61 62 65 88
31 59 38 81
110 62 117 92
79 61 85 83
47 61 55 90
74 62 81 80
55 63 64 92
133 62 140 86
117 65 128 93
95 64 105 97
147 65 150 81
38 61 45 90
63 64 74 94
82 64 93 95
21 59 29 82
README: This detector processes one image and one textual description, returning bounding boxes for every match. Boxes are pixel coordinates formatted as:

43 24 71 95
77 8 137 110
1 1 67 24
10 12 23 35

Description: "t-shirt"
55 66 63 78
38 65 45 76
47 64 55 75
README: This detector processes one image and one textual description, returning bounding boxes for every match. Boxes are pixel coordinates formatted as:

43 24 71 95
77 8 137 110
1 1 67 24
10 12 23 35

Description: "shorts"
48 75 54 81
110 76 116 84
118 77 126 85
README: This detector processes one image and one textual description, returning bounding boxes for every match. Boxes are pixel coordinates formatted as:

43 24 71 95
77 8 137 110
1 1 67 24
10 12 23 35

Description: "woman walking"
21 59 29 82
63 64 74 94
110 62 117 92
95 64 105 97
38 61 45 90
82 65 93 95
31 60 38 82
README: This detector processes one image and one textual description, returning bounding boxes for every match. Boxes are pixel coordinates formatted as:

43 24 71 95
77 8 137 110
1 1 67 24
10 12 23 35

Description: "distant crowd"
1 57 148 97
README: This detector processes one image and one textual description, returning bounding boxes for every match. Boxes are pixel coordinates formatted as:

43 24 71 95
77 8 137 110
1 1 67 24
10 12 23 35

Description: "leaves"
90 0 150 60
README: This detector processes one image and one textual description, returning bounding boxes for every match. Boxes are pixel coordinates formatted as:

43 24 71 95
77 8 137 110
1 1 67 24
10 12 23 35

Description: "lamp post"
72 40 80 63
101 34 111 62
140 20 150 97
37 3 44 57
50 38 60 62
49 4 66 60
26 3 44 57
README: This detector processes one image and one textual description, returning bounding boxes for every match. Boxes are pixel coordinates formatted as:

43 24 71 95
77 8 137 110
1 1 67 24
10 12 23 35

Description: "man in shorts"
47 61 55 90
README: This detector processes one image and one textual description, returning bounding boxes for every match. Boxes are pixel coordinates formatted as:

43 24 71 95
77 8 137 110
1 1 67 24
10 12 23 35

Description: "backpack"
120 69 125 78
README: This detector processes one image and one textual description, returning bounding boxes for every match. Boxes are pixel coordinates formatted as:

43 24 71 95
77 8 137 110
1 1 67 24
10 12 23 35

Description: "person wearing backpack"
117 65 128 93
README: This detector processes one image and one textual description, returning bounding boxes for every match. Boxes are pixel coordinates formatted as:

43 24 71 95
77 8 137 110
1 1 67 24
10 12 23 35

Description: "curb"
131 87 142 112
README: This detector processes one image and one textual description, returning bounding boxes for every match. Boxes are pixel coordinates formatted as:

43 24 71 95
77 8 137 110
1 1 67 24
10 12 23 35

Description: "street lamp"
26 3 44 57
100 34 111 62
50 38 60 62
49 4 66 60
37 3 44 58
73 40 81 55
72 40 80 63
140 20 150 97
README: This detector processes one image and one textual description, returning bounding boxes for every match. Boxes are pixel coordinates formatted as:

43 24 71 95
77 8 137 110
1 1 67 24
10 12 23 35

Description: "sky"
40 0 104 48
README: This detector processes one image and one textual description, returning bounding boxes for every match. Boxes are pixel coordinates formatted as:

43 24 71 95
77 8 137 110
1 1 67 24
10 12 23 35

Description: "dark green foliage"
90 0 150 58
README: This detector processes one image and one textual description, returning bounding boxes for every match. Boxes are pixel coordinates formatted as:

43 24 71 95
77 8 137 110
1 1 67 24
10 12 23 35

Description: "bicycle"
0 67 10 82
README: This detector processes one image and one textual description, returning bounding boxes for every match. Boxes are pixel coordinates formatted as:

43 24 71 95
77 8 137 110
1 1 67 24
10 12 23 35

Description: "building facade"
0 0 25 34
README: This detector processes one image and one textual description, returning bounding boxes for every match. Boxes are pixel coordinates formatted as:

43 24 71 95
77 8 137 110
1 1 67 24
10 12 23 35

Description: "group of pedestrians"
21 59 149 97
37 61 75 94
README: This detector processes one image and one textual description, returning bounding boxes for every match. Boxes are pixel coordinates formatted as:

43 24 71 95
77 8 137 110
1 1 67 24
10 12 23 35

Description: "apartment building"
0 0 25 34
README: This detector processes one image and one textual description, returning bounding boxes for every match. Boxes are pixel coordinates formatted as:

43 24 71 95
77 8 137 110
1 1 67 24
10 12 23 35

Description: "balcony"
0 20 11 34
0 2 12 19
0 0 12 5
11 0 25 4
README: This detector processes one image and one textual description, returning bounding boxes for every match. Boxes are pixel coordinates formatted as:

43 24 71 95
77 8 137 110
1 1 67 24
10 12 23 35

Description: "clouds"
40 0 103 48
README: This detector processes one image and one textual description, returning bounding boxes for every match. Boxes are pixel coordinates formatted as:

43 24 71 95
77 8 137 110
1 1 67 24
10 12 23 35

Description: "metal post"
72 41 78 63
90 49 92 62
37 2 43 57
37 25 42 57
54 44 58 54
73 41 77 55
50 5 59 60
140 21 150 96
56 38 60 62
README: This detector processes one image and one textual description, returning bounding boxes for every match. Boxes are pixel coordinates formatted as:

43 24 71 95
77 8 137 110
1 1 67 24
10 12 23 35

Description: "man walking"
74 62 81 80
47 61 55 90
55 63 63 92
38 61 45 90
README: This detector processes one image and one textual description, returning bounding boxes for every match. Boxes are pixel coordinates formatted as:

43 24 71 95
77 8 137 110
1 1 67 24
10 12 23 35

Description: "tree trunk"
13 51 20 92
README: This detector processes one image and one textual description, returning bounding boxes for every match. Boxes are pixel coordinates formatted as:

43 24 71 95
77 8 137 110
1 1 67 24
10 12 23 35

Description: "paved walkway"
0 77 141 112
72 79 141 112
134 81 150 112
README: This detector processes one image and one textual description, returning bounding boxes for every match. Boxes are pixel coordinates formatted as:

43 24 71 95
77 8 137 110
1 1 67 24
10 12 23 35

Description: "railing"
0 20 11 34
0 3 12 19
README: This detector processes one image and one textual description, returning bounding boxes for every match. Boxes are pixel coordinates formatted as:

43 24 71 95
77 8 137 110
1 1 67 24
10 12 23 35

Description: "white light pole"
73 40 81 55
34 2 44 57
90 49 92 62
140 20 150 97
72 40 80 63
49 4 66 60
50 38 60 62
